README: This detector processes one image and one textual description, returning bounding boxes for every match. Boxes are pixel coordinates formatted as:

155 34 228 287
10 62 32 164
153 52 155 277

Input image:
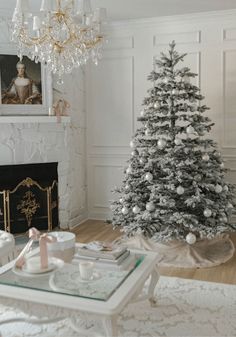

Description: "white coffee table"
0 249 159 337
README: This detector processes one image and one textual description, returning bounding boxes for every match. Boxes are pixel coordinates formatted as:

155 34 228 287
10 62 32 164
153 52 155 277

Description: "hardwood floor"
72 219 236 285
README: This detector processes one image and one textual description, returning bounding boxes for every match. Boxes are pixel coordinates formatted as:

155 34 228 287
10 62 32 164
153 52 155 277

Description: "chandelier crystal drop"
10 0 107 83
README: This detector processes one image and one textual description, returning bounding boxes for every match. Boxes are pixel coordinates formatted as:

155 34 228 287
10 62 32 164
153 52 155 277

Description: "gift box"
47 231 75 262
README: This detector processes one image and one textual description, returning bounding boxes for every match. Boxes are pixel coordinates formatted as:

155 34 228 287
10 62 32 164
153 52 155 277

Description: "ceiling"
2 0 236 21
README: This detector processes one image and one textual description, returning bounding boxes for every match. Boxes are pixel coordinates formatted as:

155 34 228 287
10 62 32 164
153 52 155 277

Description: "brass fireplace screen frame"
0 177 58 233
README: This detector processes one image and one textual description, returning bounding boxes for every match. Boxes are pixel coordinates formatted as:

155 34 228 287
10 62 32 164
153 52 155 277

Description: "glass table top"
0 251 145 301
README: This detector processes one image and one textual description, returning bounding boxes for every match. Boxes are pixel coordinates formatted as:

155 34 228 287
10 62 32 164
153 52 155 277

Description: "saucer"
77 271 101 283
12 258 64 277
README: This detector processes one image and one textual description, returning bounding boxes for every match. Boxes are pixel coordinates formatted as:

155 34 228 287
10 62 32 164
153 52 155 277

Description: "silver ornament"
174 138 182 146
140 110 146 117
172 88 179 95
121 206 129 215
186 125 195 134
215 184 223 193
224 185 229 192
157 138 167 149
145 129 151 136
125 184 130 190
130 140 135 148
132 205 140 214
220 162 225 169
163 77 169 84
176 186 185 195
145 172 153 182
204 208 212 217
202 154 210 161
131 149 138 156
119 198 123 203
154 102 160 109
186 233 196 245
146 202 155 211
228 203 233 209
126 166 132 174
139 158 146 165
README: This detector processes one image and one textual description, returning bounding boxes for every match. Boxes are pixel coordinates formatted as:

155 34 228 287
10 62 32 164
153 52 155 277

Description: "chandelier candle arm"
11 0 107 84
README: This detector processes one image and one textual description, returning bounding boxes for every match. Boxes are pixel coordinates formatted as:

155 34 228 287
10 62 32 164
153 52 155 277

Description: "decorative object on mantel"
109 41 236 268
10 0 107 84
52 98 70 123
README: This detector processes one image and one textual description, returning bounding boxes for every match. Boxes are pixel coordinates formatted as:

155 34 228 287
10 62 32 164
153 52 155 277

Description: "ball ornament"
202 154 210 162
145 172 153 182
186 233 196 245
215 184 223 193
121 207 129 215
186 126 195 134
204 208 212 217
174 138 182 146
132 205 140 214
176 186 185 195
146 202 155 211
157 138 167 149
172 88 179 95
154 102 160 109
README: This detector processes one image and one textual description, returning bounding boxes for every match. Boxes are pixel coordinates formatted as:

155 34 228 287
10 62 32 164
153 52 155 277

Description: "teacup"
79 261 94 280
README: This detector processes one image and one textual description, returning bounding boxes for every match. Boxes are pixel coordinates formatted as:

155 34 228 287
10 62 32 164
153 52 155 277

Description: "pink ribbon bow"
15 228 57 269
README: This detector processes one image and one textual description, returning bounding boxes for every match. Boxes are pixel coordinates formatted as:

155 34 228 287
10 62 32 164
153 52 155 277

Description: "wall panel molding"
153 31 201 47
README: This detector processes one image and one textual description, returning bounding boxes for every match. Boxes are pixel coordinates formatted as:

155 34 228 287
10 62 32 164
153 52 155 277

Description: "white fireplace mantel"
0 116 71 124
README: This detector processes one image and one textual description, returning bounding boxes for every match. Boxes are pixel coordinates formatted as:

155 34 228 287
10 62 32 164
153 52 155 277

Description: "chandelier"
11 0 107 83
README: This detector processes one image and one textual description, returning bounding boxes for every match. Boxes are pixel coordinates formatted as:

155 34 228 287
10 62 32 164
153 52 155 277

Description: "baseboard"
68 212 89 229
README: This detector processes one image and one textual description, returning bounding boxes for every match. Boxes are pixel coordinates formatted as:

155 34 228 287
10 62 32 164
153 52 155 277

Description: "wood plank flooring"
72 220 236 285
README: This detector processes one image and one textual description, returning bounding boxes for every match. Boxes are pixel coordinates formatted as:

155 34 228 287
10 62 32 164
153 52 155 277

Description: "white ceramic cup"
79 261 94 280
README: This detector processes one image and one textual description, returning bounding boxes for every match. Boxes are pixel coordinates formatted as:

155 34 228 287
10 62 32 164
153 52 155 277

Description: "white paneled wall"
86 10 236 220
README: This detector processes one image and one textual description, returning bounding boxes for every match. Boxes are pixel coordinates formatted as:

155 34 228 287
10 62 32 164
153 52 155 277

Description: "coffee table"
0 248 159 337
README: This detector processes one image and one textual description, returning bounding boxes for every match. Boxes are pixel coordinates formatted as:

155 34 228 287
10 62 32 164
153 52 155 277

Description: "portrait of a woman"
0 56 42 105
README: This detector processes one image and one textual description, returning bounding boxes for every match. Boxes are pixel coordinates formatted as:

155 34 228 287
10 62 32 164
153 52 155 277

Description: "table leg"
148 266 159 307
102 315 118 337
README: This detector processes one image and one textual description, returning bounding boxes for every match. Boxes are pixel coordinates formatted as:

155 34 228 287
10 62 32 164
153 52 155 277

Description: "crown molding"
106 9 236 31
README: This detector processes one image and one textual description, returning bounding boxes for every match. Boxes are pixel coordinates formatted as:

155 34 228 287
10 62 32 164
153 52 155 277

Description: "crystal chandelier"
11 0 107 83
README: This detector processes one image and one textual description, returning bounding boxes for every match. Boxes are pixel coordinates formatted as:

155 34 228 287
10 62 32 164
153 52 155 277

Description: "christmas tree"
110 41 236 244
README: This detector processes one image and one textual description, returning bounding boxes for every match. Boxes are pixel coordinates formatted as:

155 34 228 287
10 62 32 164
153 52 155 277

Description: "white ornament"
119 198 124 203
140 110 146 117
172 88 179 95
146 202 155 211
174 138 182 146
186 126 195 134
176 186 185 195
204 208 212 217
126 166 132 174
186 233 196 245
145 172 153 182
220 162 225 169
139 158 146 164
163 77 169 84
215 184 223 193
130 140 135 148
224 185 229 192
132 205 140 214
154 102 160 109
121 207 129 215
202 154 210 161
125 184 130 190
228 203 233 209
145 129 151 136
131 149 138 156
157 138 167 149
183 75 190 84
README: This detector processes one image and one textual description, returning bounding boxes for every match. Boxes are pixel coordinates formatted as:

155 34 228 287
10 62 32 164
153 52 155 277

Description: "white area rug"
0 276 236 337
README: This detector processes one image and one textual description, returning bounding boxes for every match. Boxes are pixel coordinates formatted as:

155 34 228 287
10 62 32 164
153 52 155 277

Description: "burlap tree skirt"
123 234 235 268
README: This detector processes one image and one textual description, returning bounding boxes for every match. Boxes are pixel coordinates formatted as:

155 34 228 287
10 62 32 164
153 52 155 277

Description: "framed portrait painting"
0 45 52 116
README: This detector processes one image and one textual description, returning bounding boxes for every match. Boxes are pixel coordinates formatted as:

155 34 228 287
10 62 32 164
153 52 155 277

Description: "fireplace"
0 163 58 234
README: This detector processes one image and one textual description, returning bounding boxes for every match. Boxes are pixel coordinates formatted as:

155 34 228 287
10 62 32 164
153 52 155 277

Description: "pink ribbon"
53 99 70 123
15 228 56 270
39 233 56 269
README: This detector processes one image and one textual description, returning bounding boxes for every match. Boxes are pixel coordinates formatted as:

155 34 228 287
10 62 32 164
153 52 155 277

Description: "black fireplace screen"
0 163 58 234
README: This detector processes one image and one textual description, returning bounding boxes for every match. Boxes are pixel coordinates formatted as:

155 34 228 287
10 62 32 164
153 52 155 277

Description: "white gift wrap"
47 232 75 262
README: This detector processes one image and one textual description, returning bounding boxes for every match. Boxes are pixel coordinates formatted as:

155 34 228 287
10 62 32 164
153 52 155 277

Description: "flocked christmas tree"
110 41 236 244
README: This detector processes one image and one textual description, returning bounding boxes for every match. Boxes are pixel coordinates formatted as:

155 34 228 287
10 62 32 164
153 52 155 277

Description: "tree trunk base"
123 234 235 268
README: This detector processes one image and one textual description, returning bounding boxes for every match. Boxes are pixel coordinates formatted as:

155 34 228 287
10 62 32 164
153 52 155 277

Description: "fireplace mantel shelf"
0 116 71 124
